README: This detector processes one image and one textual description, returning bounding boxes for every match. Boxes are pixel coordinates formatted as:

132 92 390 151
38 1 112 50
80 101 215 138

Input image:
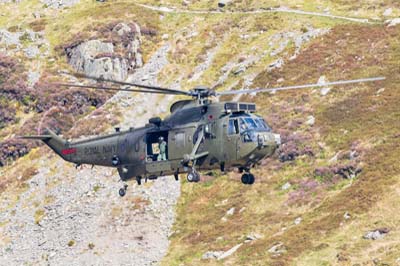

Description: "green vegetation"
67 239 75 247
163 18 400 266
34 209 45 224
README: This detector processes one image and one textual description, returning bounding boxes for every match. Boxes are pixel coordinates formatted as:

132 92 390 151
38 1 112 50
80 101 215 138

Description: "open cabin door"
144 131 171 174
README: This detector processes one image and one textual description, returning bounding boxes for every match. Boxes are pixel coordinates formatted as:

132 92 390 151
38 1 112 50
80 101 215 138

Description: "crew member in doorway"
157 136 167 161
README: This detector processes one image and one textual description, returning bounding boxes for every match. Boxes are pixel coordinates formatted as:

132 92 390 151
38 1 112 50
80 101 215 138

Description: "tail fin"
20 128 68 159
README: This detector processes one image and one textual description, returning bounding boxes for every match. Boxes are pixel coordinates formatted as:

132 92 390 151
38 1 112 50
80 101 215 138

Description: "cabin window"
205 122 217 139
175 132 186 147
228 119 239 135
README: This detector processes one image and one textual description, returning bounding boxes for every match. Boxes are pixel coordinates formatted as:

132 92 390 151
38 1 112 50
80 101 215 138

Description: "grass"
163 22 400 265
34 208 45 224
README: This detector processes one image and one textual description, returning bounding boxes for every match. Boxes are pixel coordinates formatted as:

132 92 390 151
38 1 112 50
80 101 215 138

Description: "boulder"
65 23 143 80
218 0 232 8
363 228 389 240
386 18 400 27
67 40 127 80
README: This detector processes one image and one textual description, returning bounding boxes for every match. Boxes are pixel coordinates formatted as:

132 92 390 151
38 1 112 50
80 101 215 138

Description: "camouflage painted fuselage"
27 100 280 181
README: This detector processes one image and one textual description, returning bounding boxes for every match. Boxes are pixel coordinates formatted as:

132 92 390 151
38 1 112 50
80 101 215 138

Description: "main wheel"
193 172 200 182
241 173 250 184
248 174 255 185
119 188 126 197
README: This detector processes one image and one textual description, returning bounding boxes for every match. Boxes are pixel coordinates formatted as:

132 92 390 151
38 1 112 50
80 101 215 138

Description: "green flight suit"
157 140 167 161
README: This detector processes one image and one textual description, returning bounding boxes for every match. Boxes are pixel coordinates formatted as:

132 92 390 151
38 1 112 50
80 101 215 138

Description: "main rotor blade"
216 77 386 96
72 72 190 95
55 83 181 95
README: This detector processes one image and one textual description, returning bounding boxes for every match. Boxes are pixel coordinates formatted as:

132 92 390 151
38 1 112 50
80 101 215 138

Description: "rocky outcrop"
41 0 80 9
65 22 144 81
0 44 180 265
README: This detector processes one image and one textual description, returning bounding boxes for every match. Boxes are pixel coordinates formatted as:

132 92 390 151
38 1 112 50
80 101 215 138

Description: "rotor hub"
190 86 214 98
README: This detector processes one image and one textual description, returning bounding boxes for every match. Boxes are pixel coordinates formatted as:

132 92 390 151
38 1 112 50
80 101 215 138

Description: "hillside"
0 0 399 265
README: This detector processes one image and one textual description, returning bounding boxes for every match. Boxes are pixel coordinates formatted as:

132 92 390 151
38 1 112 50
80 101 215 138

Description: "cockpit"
227 114 271 142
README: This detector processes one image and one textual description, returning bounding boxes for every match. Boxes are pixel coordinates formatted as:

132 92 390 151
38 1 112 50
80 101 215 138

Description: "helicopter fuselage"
24 100 281 184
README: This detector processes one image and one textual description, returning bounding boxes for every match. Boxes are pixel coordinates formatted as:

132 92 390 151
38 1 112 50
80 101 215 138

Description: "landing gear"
119 184 128 197
174 172 179 181
220 162 225 173
136 176 142 185
241 173 255 185
187 169 200 182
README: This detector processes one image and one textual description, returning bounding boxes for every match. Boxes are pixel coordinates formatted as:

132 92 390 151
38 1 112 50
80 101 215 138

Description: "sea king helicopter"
22 74 385 196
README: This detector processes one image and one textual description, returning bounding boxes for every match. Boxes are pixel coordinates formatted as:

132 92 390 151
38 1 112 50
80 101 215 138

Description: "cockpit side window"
228 119 239 135
255 118 271 131
243 117 257 130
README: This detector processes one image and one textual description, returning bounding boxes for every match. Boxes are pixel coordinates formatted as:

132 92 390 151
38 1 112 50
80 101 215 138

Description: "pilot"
157 136 167 161
240 121 251 142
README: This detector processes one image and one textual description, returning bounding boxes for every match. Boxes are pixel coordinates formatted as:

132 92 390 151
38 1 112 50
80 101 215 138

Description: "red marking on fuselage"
62 148 77 155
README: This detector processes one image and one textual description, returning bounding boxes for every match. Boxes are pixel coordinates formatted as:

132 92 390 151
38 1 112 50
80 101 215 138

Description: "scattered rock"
41 0 80 9
329 152 339 163
24 45 40 58
343 212 351 220
281 182 291 190
0 44 180 266
245 233 263 243
268 27 329 59
318 76 331 96
232 64 246 75
217 243 243 260
383 8 393 17
376 88 385 95
27 70 41 87
294 217 302 225
268 58 284 71
202 251 224 260
306 115 315 126
268 242 286 255
226 207 235 216
386 18 400 27
363 228 390 240
0 29 22 48
315 163 361 180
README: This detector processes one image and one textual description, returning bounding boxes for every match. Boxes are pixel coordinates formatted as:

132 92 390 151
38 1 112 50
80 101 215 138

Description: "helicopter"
21 74 385 197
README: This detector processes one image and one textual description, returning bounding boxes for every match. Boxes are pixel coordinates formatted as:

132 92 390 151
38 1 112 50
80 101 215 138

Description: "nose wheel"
241 173 255 185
